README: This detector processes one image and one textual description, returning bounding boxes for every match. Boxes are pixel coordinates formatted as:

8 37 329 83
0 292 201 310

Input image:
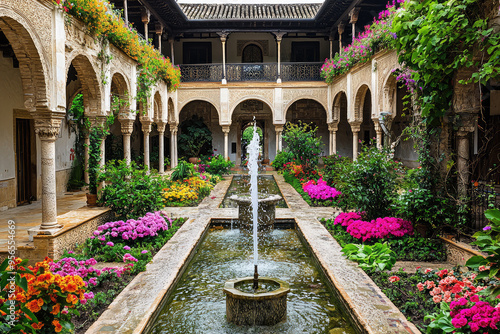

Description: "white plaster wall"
0 56 24 181
55 118 76 171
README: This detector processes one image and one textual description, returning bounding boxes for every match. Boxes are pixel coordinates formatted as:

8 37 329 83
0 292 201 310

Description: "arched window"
242 44 263 63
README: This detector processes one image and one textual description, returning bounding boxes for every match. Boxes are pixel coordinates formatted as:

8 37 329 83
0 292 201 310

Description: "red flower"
389 276 400 283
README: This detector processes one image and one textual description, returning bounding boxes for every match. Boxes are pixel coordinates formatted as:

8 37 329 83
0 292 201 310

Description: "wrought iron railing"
468 183 500 232
226 63 278 82
179 62 323 82
280 62 323 81
179 64 223 82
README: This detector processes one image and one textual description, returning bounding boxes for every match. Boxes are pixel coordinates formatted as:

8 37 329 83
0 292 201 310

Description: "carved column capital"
119 118 134 135
349 121 362 133
157 121 167 133
328 122 339 132
453 67 481 114
31 110 65 141
222 125 231 134
155 22 163 35
217 31 230 43
169 124 178 134
141 8 150 23
338 23 345 35
274 124 284 133
141 120 152 135
273 32 287 42
349 7 360 24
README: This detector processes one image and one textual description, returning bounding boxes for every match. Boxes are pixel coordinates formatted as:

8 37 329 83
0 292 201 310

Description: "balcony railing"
179 62 323 83
180 64 223 82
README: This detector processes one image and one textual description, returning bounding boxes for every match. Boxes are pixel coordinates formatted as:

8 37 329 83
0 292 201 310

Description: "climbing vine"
392 0 500 126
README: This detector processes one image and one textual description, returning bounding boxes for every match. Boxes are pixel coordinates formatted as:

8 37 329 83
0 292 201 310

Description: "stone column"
263 121 269 160
453 68 480 198
123 0 128 26
141 120 152 170
141 8 150 42
119 118 134 164
349 8 360 43
218 32 229 84
373 119 383 149
31 111 64 231
328 122 338 155
236 122 242 166
222 125 230 160
157 121 166 173
350 121 361 159
338 23 344 54
96 116 107 190
274 125 283 154
170 124 178 168
329 35 333 60
155 23 163 51
83 132 90 185
169 38 175 64
273 32 286 83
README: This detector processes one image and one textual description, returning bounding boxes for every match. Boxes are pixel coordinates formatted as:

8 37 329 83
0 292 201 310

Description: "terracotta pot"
188 157 200 164
86 193 98 207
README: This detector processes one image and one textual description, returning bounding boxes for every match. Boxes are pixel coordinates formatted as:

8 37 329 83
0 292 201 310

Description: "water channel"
150 226 356 333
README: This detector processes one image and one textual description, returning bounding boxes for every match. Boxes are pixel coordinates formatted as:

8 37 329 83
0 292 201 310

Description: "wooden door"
16 118 32 205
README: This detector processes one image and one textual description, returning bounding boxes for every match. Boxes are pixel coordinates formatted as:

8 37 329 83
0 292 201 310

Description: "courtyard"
1 0 500 333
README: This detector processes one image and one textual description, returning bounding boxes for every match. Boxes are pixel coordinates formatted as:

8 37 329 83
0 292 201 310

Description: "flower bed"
334 212 413 241
162 174 218 207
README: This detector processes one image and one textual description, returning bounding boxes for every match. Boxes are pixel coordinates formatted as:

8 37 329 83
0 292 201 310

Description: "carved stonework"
141 120 152 135
282 88 327 112
229 89 274 113
274 124 284 132
177 89 220 113
328 122 339 132
169 124 178 134
453 68 480 114
157 121 167 134
119 119 134 135
457 112 477 134
349 121 362 133
221 125 230 134
31 110 64 140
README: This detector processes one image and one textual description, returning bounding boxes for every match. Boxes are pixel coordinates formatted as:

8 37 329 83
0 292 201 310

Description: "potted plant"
178 115 212 162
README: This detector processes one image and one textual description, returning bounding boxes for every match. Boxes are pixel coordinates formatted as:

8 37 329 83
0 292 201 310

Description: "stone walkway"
0 191 87 251
88 172 420 334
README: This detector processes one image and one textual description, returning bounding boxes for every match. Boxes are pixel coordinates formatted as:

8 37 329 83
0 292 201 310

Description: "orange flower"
32 322 44 330
26 300 41 313
37 298 44 307
52 319 63 333
51 303 60 315
66 294 78 305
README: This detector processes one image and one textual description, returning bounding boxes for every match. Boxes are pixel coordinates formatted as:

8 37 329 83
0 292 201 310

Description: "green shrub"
98 160 168 219
282 121 324 167
272 150 294 170
206 154 234 176
322 153 353 187
338 145 401 219
170 160 195 181
178 115 212 158
341 242 396 271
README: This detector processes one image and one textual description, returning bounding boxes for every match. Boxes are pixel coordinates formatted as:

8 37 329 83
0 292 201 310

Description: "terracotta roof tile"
179 4 322 20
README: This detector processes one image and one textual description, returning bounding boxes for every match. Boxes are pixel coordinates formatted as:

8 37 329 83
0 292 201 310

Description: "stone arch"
111 72 130 115
0 14 50 110
67 53 102 116
332 91 348 122
284 96 328 120
381 72 397 117
230 96 273 121
153 91 162 122
168 98 176 124
179 97 220 121
353 84 371 122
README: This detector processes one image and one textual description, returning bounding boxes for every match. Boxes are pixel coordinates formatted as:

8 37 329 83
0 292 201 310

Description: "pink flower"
123 246 131 250
141 250 148 254
106 242 114 247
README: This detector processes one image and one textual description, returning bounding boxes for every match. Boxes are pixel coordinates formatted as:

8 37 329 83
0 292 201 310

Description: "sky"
177 0 325 4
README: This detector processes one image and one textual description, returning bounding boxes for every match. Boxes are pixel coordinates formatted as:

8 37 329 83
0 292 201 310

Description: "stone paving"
87 172 421 334
0 191 87 251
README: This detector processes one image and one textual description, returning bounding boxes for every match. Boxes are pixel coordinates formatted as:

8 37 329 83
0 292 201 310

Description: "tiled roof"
179 4 322 20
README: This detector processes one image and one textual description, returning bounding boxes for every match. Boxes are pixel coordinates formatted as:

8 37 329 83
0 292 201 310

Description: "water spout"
247 119 260 290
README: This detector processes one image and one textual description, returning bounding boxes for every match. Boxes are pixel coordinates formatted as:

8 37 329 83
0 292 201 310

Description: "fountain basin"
223 277 290 326
229 194 282 232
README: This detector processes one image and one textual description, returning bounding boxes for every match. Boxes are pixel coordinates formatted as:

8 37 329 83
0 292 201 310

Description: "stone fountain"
223 121 290 326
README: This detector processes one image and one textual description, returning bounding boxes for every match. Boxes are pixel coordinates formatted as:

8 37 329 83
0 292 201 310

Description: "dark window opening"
231 142 237 154
291 42 320 62
242 44 263 63
183 42 212 64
